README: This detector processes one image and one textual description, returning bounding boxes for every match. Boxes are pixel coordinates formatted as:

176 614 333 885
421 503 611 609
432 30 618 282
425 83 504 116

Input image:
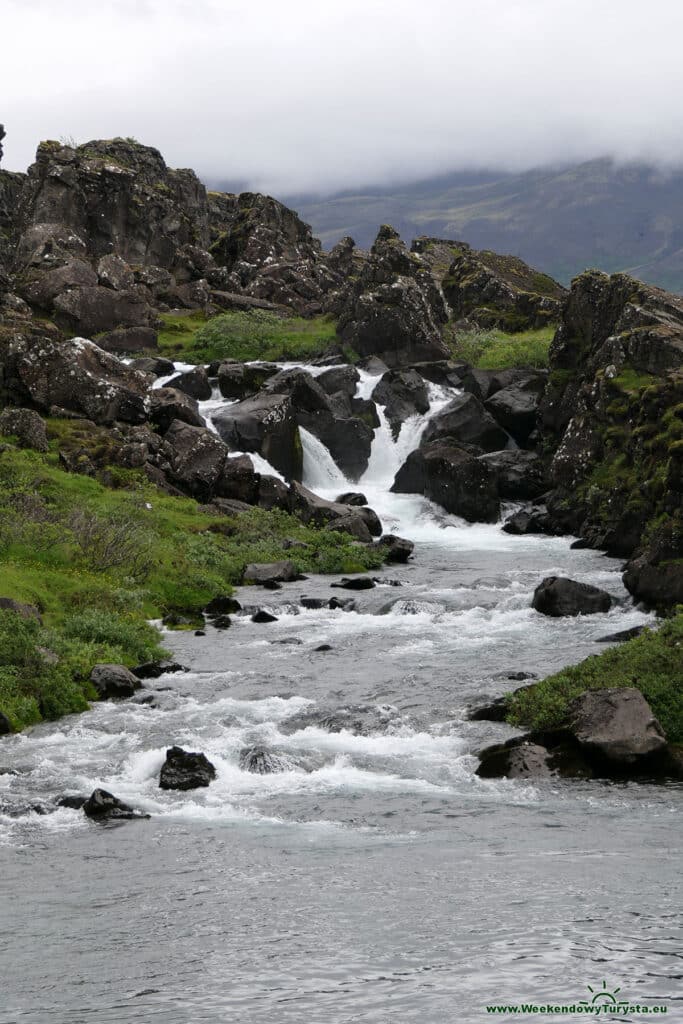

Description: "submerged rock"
159 746 216 790
330 576 375 590
251 609 278 623
532 576 613 617
90 664 141 700
239 746 296 774
132 660 188 679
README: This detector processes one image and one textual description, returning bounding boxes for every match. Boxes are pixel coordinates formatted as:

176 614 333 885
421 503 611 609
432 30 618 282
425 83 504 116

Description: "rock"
212 392 302 481
410 359 467 386
129 356 175 377
270 637 303 645
485 378 545 445
280 702 399 736
131 660 188 679
337 226 449 366
392 441 500 523
287 482 382 535
336 491 367 506
257 473 289 511
595 625 648 643
7 335 149 425
315 644 333 651
148 388 204 433
467 697 508 722
441 246 566 331
217 361 278 399
317 365 360 397
83 788 150 821
568 688 668 772
479 450 548 500
623 555 683 612
90 664 141 700
251 610 278 623
476 739 553 779
239 746 296 773
325 513 373 542
212 615 232 629
243 560 298 584
163 419 229 500
532 577 613 617
195 630 206 636
57 795 87 810
421 392 510 453
328 596 356 610
330 577 375 590
371 369 430 438
96 327 158 354
159 745 216 790
0 597 42 622
377 534 414 563
502 507 554 536
0 407 49 452
0 712 11 735
52 284 154 336
167 365 212 400
204 596 241 616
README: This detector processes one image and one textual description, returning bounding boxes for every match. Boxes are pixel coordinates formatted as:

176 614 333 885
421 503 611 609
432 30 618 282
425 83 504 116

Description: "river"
0 366 680 1023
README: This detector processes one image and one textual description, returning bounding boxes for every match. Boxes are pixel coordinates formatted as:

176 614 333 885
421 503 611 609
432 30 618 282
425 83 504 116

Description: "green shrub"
507 613 683 742
447 326 555 369
61 609 166 665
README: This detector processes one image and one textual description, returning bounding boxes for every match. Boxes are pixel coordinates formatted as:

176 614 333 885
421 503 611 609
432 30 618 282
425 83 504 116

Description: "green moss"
506 613 683 743
609 368 656 393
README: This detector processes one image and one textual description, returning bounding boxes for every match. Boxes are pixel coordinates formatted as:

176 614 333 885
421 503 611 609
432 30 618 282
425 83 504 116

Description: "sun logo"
580 981 622 1006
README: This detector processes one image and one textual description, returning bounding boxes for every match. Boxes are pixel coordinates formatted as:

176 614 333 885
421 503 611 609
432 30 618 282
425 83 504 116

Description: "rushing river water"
1 366 681 1023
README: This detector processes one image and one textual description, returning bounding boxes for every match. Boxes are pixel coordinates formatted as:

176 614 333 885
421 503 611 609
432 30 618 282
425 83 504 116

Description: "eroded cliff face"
541 270 682 607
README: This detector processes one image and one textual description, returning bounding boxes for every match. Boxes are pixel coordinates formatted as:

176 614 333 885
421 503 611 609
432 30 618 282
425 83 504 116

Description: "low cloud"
3 0 683 193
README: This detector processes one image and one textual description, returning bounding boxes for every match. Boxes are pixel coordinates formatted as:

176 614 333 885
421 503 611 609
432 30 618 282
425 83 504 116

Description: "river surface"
0 365 681 1023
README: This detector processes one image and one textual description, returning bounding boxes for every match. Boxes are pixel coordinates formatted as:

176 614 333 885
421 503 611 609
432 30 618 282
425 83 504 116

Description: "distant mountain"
271 160 683 293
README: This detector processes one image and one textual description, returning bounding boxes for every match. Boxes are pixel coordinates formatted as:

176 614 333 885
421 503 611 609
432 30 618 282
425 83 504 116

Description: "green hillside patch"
158 309 342 363
506 613 683 743
0 441 383 731
447 326 556 369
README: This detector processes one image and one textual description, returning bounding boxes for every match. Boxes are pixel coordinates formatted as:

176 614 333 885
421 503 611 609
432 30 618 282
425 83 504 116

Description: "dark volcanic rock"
159 746 216 790
392 441 500 523
476 739 553 779
131 660 188 679
467 697 508 722
330 576 375 590
212 392 302 481
371 369 430 438
168 365 212 401
317 365 360 397
485 377 545 445
288 482 382 535
243 560 298 584
0 597 42 622
83 788 150 821
532 577 613 617
502 507 554 536
204 596 241 616
130 356 175 377
336 491 367 506
96 326 158 354
421 393 509 453
217 361 278 399
337 226 449 366
90 664 141 700
568 688 668 772
595 625 648 643
148 388 204 433
377 534 414 562
325 513 373 542
164 419 230 500
479 450 547 500
251 609 278 623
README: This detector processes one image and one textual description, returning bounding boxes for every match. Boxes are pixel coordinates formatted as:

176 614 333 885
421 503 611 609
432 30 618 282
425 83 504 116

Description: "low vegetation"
157 309 344 363
446 325 556 369
0 432 383 731
507 613 683 743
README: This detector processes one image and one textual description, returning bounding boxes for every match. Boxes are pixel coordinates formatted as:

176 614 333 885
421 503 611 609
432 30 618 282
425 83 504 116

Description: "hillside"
274 159 683 293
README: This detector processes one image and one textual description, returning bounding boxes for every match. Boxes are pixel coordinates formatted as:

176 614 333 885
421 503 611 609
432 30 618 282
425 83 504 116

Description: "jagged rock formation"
413 237 566 331
540 270 683 607
337 226 449 366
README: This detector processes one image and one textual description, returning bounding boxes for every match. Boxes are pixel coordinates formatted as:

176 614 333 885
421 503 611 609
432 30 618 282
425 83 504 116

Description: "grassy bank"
506 613 683 743
447 326 556 369
157 309 343 363
0 431 384 731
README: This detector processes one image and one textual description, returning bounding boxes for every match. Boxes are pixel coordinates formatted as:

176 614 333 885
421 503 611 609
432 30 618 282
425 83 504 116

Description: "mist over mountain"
260 160 683 293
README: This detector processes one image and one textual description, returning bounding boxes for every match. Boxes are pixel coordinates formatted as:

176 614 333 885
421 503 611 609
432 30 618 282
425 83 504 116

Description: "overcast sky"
3 0 683 194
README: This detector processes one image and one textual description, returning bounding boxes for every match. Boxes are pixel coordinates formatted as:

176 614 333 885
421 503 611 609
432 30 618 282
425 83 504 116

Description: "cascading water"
1 359 676 1024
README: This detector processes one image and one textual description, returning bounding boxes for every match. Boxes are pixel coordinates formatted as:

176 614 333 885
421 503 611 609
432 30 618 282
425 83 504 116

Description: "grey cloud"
2 0 682 193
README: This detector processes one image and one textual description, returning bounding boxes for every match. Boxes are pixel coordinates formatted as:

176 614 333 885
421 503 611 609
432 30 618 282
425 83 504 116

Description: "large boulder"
164 419 231 500
148 387 204 432
485 376 546 445
317 364 360 397
478 449 548 500
212 392 302 481
337 226 449 366
421 392 509 453
53 285 155 336
377 534 414 563
532 577 613 617
167 365 212 401
6 335 149 425
217 361 278 399
96 326 158 354
159 746 216 790
391 441 500 522
568 688 668 772
371 369 430 438
288 481 382 535
243 560 298 584
90 664 141 700
476 739 553 779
